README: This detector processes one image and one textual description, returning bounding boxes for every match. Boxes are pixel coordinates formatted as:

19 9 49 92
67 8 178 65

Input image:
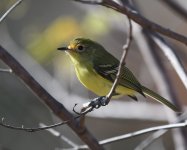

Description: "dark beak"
57 47 69 51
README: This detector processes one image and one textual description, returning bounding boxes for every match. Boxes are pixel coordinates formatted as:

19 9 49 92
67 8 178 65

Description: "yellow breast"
74 63 134 96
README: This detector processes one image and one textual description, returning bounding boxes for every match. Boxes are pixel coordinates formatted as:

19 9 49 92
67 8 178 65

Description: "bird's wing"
93 63 145 96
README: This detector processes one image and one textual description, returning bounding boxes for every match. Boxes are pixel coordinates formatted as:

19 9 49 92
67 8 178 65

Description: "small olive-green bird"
58 38 179 112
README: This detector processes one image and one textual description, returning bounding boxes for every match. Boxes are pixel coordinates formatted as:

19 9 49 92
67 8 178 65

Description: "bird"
58 38 179 112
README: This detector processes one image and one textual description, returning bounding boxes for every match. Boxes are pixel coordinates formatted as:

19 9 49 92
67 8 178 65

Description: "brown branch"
0 45 104 150
73 0 187 45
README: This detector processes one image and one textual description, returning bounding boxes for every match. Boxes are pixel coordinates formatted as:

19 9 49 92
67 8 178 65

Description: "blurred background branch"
159 0 187 20
151 34 187 91
130 1 187 149
53 120 187 150
73 0 187 45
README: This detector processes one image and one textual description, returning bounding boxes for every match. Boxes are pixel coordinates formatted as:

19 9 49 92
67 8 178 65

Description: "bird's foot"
73 96 109 115
89 96 109 109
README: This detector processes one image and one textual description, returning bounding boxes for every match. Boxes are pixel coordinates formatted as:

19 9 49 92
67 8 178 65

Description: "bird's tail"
141 86 180 112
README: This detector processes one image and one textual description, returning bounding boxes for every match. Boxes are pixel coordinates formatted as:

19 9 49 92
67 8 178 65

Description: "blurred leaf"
27 17 81 62
82 12 109 36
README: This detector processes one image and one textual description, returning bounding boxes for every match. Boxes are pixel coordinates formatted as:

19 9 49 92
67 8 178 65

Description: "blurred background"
0 0 187 149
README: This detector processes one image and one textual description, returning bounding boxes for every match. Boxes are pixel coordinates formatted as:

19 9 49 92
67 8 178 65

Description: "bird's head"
58 38 106 64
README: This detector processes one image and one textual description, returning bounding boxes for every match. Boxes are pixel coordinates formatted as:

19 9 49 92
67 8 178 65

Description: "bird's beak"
57 46 69 51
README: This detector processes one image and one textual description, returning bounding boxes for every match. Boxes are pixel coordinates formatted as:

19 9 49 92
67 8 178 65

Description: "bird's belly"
75 65 134 96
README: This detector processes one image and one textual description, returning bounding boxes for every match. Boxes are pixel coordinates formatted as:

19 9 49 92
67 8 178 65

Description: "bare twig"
159 0 187 20
74 0 101 4
0 116 78 132
0 104 94 132
106 17 132 102
99 120 187 145
73 0 187 45
135 112 187 150
0 68 12 73
0 0 22 23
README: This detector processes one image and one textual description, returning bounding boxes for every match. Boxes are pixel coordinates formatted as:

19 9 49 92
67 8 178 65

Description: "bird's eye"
76 45 85 52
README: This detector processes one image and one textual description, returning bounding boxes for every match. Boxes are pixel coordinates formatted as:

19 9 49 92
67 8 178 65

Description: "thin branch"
0 68 12 73
0 104 94 132
134 112 187 150
73 0 187 45
106 17 132 101
74 0 101 4
0 115 79 132
0 0 22 23
63 120 187 150
99 120 187 145
159 0 187 20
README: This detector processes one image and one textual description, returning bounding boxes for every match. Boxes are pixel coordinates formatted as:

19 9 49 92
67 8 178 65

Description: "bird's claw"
89 96 109 109
73 103 94 115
